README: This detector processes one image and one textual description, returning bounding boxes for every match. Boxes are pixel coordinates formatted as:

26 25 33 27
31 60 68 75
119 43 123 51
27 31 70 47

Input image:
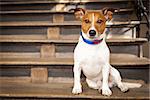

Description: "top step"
0 9 133 14
0 0 135 5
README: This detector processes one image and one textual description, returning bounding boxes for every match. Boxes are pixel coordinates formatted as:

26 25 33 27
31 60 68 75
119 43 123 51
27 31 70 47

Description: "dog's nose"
89 30 96 37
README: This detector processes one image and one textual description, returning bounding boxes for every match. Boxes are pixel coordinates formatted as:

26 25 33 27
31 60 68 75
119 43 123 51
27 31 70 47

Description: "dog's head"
73 8 114 40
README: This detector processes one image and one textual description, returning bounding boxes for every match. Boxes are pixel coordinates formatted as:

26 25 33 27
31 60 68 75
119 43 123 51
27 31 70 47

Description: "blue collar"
80 32 103 45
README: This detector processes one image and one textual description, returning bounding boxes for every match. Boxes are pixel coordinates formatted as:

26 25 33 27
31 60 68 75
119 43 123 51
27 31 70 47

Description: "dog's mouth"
88 33 101 40
81 31 103 44
89 36 95 39
88 32 103 40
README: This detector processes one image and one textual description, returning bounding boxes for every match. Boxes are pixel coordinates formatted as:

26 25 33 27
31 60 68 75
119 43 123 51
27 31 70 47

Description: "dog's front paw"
101 88 112 96
72 86 82 94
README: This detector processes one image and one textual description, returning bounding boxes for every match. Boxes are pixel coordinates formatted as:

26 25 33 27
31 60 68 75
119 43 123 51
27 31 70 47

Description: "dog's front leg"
72 63 82 94
101 63 112 96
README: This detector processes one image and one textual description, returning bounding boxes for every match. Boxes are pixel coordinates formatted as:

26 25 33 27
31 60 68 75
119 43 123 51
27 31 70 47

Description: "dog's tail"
122 82 142 88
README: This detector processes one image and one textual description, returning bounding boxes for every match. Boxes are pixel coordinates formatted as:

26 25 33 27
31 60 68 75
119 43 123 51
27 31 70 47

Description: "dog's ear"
102 8 115 21
71 8 86 21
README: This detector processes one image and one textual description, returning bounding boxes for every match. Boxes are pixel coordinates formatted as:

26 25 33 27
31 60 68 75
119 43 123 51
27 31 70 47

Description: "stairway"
0 0 149 99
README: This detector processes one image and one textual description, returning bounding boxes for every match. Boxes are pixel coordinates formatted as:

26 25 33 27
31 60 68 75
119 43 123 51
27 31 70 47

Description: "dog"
72 8 142 96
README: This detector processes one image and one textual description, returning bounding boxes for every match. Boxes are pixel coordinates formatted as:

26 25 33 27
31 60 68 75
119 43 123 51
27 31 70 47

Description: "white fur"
72 12 141 96
72 31 141 96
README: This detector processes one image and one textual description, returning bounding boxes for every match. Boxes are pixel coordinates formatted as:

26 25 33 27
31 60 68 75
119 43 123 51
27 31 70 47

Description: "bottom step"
0 77 149 100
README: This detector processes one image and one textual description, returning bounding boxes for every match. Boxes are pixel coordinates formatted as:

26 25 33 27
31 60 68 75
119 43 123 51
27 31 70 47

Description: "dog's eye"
97 20 103 24
84 19 90 23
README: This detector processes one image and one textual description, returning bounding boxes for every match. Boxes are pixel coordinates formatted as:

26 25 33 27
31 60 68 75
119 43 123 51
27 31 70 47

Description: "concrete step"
0 21 143 27
0 9 133 22
0 9 133 14
0 35 147 45
0 53 150 66
0 77 149 99
0 0 135 5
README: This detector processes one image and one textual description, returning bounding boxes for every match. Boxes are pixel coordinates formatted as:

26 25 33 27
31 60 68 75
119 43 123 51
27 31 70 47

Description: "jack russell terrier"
72 8 142 96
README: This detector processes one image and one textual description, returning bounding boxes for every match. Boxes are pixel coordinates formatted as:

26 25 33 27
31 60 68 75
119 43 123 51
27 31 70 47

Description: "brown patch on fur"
81 12 92 34
94 12 106 34
73 8 114 35
81 11 107 34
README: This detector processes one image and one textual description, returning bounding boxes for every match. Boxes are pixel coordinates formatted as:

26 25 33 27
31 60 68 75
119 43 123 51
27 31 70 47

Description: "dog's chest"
74 39 109 63
80 52 104 77
74 40 109 77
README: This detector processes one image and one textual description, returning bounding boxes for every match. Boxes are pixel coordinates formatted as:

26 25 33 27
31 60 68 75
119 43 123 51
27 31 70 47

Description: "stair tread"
0 35 147 44
0 9 133 14
0 21 142 27
0 78 149 99
0 53 150 66
0 52 40 58
0 0 135 5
